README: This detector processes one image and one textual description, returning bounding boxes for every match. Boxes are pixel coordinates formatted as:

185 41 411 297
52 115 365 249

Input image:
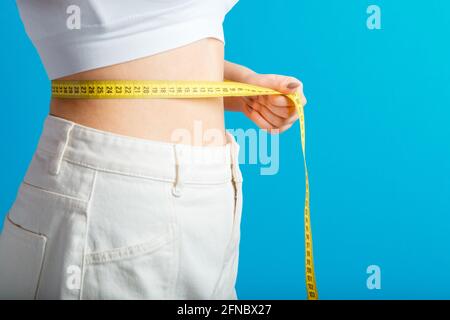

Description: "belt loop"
49 123 74 176
172 144 183 197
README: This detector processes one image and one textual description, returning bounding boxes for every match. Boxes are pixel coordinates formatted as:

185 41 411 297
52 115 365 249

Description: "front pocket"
81 224 176 300
0 215 47 300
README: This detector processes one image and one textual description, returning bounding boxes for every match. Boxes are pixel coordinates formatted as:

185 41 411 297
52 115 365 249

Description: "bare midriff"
50 38 227 146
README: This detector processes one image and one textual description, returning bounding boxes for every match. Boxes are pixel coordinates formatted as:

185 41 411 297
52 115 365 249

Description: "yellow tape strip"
51 80 318 300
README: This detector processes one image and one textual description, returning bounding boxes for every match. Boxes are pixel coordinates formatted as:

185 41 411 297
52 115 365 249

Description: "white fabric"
0 115 243 299
16 0 239 79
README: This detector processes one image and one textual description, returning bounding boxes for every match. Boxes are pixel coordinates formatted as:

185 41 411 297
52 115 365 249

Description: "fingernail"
287 82 300 89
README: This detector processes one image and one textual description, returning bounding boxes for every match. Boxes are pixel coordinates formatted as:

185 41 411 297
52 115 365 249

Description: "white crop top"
16 0 239 79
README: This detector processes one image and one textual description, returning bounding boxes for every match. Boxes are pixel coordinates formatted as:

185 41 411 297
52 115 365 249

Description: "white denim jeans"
0 115 243 300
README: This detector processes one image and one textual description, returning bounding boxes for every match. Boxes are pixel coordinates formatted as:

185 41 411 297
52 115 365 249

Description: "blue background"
1 1 449 299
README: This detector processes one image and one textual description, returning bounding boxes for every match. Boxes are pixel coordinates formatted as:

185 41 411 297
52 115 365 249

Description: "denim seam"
166 183 181 299
22 181 88 205
79 169 98 300
5 213 48 240
84 233 171 265
210 182 235 298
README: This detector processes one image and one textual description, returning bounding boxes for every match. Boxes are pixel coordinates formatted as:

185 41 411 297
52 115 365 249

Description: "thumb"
249 74 302 95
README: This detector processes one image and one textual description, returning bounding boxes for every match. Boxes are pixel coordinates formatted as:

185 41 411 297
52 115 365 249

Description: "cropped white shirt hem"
37 17 225 79
16 0 239 80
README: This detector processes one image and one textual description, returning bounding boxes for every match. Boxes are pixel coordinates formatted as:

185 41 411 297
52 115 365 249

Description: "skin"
51 38 307 146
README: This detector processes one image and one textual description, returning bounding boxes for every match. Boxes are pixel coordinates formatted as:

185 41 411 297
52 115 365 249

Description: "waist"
50 98 225 145
50 38 226 145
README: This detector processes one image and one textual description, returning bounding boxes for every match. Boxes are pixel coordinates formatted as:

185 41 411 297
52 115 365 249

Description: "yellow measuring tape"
51 80 318 300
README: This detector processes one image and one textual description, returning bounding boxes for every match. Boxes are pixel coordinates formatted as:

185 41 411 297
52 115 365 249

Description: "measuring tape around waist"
51 80 318 300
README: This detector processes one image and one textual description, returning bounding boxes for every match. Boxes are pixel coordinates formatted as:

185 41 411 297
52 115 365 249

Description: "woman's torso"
50 38 226 146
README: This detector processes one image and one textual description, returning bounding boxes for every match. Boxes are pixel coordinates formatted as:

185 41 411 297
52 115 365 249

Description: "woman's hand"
238 73 307 134
223 61 307 134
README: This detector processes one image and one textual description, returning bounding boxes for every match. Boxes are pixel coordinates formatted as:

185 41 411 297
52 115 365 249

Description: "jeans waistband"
37 115 243 185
